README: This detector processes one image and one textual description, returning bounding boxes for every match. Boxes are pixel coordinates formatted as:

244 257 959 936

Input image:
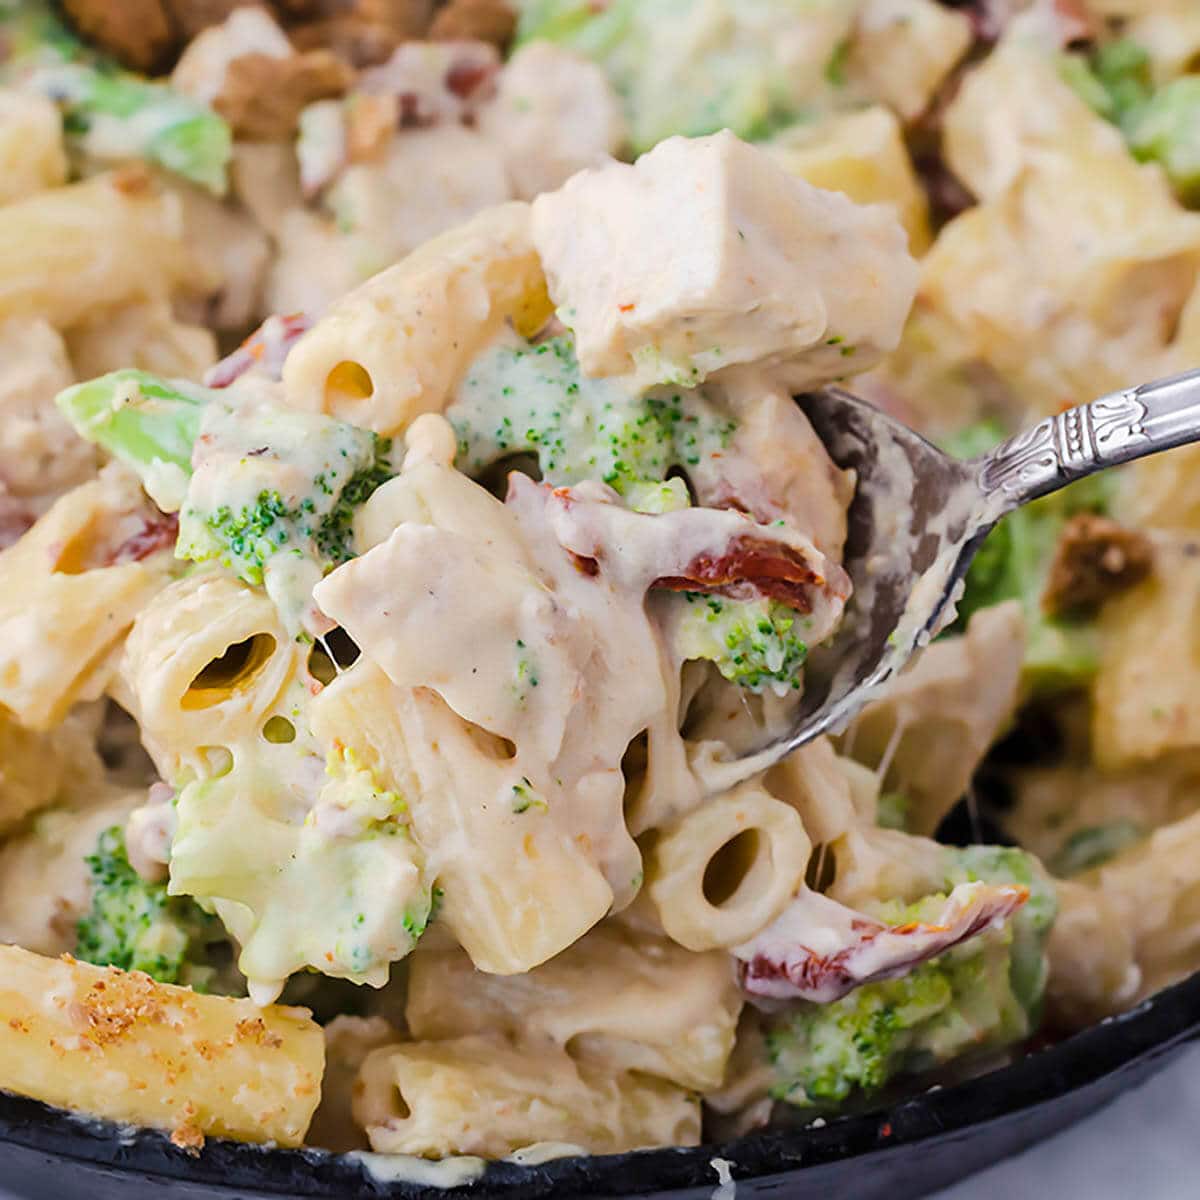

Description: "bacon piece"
357 39 500 126
213 48 354 140
1041 512 1152 618
61 0 176 73
0 492 34 551
515 475 851 631
109 512 179 566
652 535 850 613
732 882 1028 1005
429 0 516 48
205 312 312 389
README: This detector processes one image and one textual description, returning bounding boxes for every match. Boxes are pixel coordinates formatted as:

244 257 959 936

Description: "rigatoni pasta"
0 466 174 729
354 1034 700 1159
0 0 1196 1170
0 946 323 1148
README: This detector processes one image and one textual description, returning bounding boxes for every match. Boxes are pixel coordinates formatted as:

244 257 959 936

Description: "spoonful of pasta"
721 367 1200 783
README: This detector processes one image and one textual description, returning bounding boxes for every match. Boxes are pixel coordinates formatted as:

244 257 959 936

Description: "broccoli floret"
765 946 1010 1107
767 842 1058 1108
1060 40 1200 205
1125 77 1200 204
178 431 392 577
1049 821 1144 877
942 844 1058 1019
75 825 223 988
170 744 431 1001
58 369 395 632
448 334 736 495
1060 39 1152 126
673 592 809 695
314 450 396 565
0 1 232 192
515 0 822 152
944 421 1113 692
177 403 393 631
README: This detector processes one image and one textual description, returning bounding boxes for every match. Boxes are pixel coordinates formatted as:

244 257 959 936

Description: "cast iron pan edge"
2 970 1199 1200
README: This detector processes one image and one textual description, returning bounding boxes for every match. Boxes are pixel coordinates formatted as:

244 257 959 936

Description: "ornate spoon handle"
977 368 1200 513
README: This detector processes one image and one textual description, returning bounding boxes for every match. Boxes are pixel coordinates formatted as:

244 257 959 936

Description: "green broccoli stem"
1126 77 1200 205
1060 39 1200 206
56 369 208 499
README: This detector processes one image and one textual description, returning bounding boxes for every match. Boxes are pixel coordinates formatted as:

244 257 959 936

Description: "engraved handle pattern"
978 369 1200 513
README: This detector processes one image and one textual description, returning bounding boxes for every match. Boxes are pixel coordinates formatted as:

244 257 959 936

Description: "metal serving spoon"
726 368 1200 781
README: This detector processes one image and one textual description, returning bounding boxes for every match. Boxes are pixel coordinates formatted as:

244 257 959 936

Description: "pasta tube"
355 1034 699 1159
0 946 323 1148
646 784 812 952
406 922 742 1092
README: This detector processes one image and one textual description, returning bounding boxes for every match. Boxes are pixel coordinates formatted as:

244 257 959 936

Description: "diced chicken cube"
479 42 626 201
530 130 918 391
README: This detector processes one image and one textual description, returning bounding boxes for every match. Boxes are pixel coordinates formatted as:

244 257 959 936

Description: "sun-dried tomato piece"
109 512 180 566
652 535 845 613
733 883 1029 1004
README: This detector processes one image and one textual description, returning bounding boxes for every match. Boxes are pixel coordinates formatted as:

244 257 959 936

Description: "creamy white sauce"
506 1141 588 1166
711 1156 737 1200
348 1150 487 1188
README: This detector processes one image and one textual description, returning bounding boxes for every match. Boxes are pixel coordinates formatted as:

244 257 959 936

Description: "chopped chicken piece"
478 42 625 201
531 130 918 391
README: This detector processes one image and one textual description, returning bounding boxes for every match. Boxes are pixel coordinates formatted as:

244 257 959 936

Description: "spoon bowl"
788 387 988 743
724 367 1200 781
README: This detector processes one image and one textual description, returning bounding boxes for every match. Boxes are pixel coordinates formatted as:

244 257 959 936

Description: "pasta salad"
0 0 1194 1167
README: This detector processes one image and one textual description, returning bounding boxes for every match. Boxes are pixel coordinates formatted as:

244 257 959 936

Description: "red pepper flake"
880 1122 893 1138
618 303 636 313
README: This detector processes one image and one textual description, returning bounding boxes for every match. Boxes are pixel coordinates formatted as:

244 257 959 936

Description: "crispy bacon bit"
205 312 312 388
61 0 176 73
0 494 34 551
445 57 491 100
110 513 180 566
429 0 516 48
652 536 844 613
733 883 1028 1004
358 39 499 125
1042 513 1153 617
214 48 354 139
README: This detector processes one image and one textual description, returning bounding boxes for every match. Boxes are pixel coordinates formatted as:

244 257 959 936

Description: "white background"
934 1041 1200 1199
2 1044 1196 1198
